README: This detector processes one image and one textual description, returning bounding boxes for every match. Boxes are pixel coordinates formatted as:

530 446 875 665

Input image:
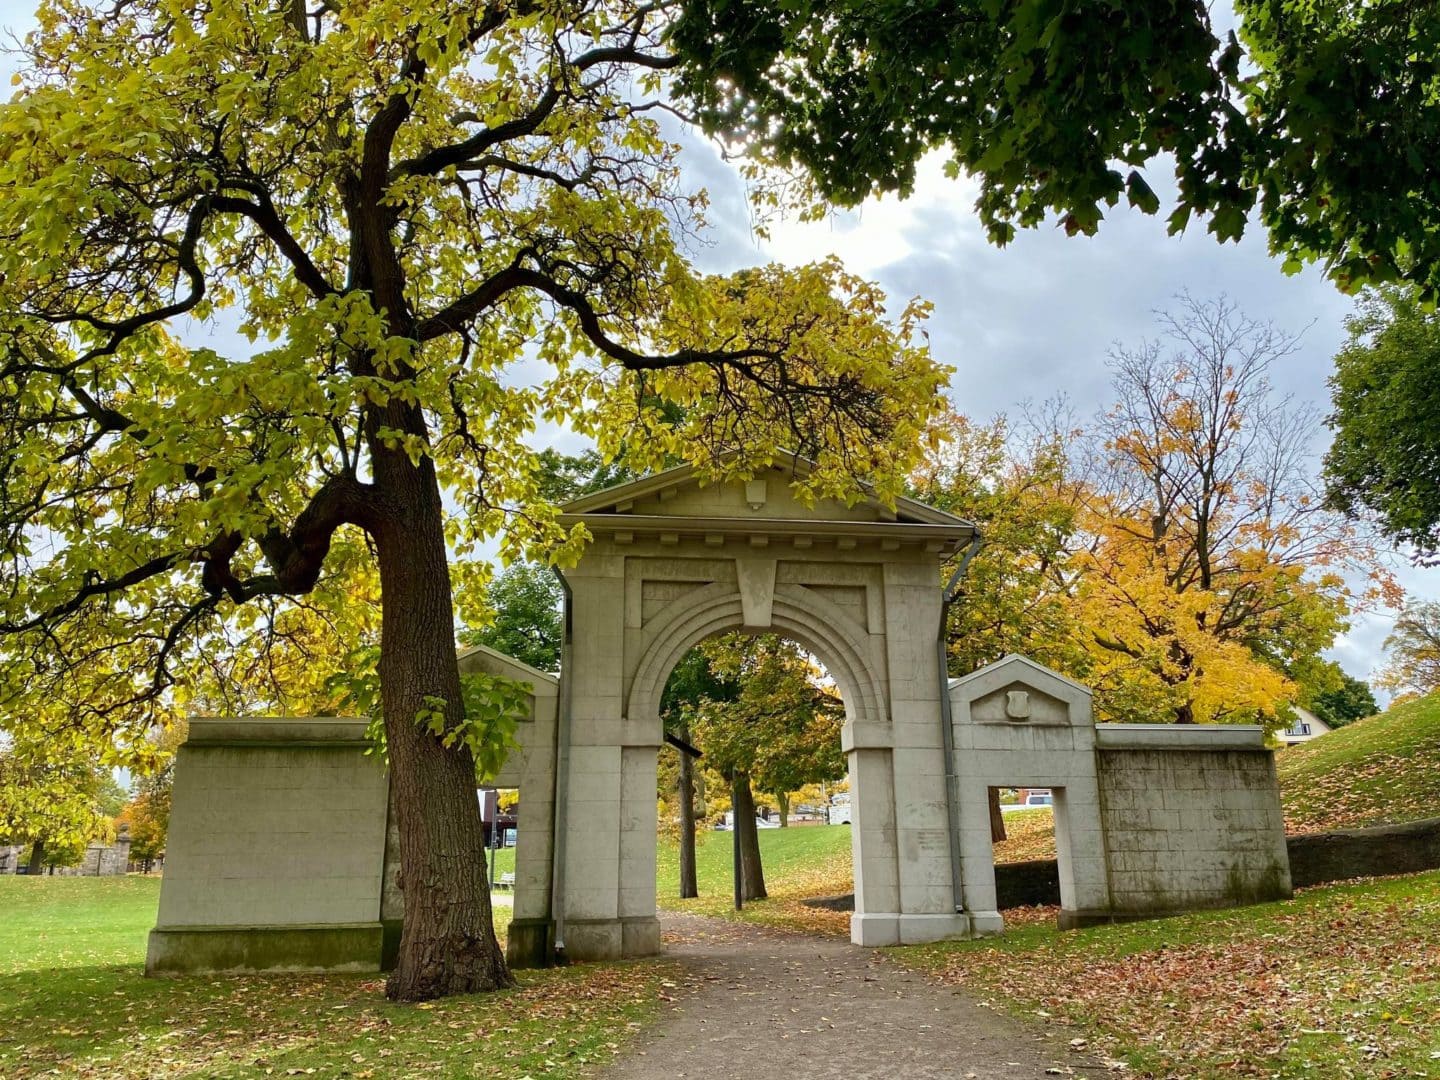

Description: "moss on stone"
145 924 383 975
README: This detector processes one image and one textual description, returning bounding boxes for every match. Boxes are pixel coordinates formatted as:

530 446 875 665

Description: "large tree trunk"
988 788 1007 843
374 452 513 1002
677 720 698 900
732 771 767 901
25 839 45 875
777 791 790 828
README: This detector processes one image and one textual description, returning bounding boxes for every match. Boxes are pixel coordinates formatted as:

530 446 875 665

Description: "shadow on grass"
0 956 669 1079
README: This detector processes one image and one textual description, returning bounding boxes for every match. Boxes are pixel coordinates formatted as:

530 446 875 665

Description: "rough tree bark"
988 788 1007 844
777 791 790 828
24 839 45 875
373 448 513 1001
677 719 698 900
732 770 767 901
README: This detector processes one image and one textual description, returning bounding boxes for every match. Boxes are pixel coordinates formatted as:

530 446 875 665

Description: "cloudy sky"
2 3 1431 688
665 134 1436 690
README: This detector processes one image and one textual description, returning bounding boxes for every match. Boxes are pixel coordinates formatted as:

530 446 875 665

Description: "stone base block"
851 912 973 947
968 909 1005 936
506 917 555 969
146 923 383 975
559 916 662 962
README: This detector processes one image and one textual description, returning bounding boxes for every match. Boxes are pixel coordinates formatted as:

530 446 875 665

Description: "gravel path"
599 914 1106 1080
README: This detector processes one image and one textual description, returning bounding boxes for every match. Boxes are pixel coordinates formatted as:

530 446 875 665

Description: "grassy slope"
1278 691 1440 833
0 876 668 1079
898 871 1440 1079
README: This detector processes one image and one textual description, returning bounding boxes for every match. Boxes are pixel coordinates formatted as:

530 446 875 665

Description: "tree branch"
210 192 337 298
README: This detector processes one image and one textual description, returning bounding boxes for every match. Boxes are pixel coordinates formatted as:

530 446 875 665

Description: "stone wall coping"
1094 723 1267 750
186 716 372 746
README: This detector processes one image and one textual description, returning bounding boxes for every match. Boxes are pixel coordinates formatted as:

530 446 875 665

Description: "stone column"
557 553 661 961
848 560 970 946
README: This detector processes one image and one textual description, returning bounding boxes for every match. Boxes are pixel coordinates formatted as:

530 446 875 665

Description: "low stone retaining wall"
803 816 1440 917
1286 816 1440 889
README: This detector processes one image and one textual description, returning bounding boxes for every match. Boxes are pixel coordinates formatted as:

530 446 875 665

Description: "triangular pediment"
559 453 974 530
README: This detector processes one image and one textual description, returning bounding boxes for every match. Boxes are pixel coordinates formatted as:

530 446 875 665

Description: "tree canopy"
684 634 845 802
0 0 946 999
1325 288 1440 562
670 0 1440 297
1378 601 1440 701
1306 669 1378 729
917 297 1393 730
459 564 564 674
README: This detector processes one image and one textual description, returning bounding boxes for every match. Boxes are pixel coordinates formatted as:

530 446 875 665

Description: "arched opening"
617 578 893 943
652 630 854 929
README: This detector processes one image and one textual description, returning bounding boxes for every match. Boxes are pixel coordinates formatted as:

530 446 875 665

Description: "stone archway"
514 455 979 962
146 456 1295 976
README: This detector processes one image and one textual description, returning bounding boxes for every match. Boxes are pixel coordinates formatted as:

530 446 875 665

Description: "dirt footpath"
598 914 1106 1080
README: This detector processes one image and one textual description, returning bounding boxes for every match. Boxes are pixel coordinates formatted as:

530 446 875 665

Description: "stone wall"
1287 817 1440 888
1095 727 1292 917
146 717 392 975
148 644 561 975
55 830 132 876
813 817 1440 915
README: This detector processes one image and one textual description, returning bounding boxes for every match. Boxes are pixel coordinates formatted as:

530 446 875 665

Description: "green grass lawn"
1278 691 1440 833
654 824 854 933
898 870 1440 1079
0 875 671 1079
651 815 1057 925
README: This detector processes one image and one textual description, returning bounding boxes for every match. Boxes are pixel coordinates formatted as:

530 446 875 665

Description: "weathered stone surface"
1097 744 1292 914
147 924 384 974
1287 816 1440 888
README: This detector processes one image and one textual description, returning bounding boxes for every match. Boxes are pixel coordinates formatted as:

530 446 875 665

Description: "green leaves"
671 0 1440 297
1324 287 1440 560
330 646 527 784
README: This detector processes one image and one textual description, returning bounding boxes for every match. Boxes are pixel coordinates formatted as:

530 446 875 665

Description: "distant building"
1278 706 1332 747
0 846 23 874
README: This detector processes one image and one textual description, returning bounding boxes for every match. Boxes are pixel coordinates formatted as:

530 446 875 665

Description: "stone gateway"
147 459 1291 975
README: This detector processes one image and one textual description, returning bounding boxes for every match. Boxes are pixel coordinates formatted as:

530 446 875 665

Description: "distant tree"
1071 296 1396 728
1325 288 1440 563
672 0 1440 297
0 741 117 874
660 646 740 899
117 722 187 869
910 406 1087 680
1307 670 1379 729
686 634 845 900
534 448 644 506
459 565 563 674
1378 602 1440 700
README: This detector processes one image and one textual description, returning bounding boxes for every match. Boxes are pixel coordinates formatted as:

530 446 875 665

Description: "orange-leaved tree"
1070 296 1398 727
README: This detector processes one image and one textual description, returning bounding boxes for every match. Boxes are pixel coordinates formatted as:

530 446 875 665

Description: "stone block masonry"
1090 727 1292 922
951 655 1293 933
146 716 392 975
